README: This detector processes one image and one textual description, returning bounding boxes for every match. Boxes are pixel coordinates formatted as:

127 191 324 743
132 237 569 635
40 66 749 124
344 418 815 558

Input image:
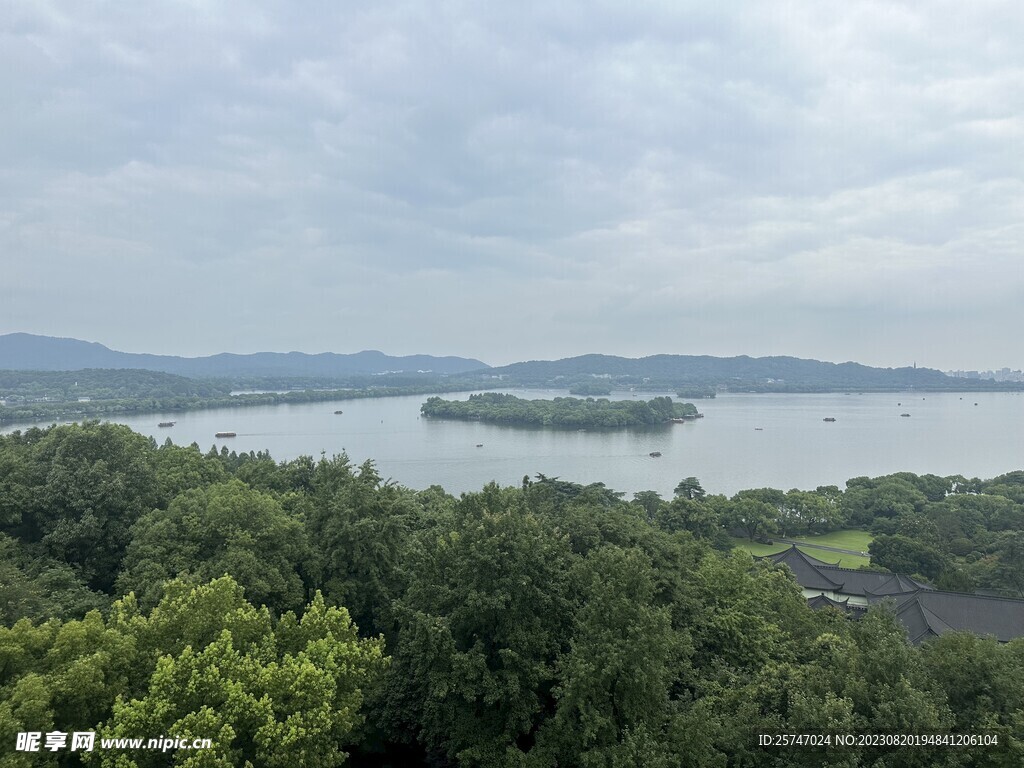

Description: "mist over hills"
484 353 962 391
2 334 1013 392
0 334 490 377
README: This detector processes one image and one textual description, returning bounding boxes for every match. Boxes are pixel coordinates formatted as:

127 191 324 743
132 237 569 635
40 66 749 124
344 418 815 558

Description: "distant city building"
946 368 1024 382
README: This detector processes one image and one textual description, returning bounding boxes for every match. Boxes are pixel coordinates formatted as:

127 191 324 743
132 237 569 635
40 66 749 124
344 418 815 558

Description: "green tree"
2 422 159 591
632 490 664 519
303 456 421 636
989 531 1024 597
723 496 776 541
91 579 386 767
117 480 308 615
869 534 947 582
922 633 1024 763
0 534 108 625
655 497 724 543
382 484 572 766
531 547 687 767
673 477 706 501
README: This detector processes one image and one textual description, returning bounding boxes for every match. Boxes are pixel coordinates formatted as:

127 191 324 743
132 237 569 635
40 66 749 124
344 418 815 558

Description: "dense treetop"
420 393 699 428
1 421 1023 765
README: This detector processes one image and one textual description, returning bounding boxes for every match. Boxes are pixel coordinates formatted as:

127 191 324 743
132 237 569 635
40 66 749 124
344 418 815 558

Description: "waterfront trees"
420 393 700 428
3 424 1024 763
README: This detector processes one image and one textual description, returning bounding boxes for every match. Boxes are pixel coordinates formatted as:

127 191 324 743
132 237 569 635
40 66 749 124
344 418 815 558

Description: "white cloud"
1 1 1023 368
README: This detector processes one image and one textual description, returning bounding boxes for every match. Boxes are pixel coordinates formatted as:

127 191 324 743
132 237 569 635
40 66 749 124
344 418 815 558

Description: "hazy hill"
0 334 490 377
485 353 962 390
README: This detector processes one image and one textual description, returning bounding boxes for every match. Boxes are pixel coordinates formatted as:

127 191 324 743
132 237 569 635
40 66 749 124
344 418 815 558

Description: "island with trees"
568 381 613 396
420 392 700 428
677 386 717 399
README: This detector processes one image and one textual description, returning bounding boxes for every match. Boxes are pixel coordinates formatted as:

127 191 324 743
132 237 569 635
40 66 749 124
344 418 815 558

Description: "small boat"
158 421 176 428
899 414 911 418
334 410 344 415
649 451 662 458
475 443 483 448
754 427 763 431
215 431 237 438
823 417 836 422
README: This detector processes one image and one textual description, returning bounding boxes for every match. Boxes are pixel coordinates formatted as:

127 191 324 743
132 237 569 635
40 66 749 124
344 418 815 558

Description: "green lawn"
791 529 873 553
732 529 873 569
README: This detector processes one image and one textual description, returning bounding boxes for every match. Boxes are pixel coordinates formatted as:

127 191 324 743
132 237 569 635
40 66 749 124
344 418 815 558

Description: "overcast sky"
2 1 1023 369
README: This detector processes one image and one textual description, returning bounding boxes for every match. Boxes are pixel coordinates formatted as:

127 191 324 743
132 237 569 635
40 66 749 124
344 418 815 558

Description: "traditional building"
759 545 1024 644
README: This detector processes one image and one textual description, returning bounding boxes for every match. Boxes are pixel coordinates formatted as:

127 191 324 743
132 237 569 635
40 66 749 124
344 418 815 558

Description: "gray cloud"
2 0 1023 368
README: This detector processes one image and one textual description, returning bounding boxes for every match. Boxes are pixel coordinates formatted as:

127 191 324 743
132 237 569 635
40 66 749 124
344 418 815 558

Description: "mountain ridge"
2 334 1011 391
483 352 958 390
0 333 490 377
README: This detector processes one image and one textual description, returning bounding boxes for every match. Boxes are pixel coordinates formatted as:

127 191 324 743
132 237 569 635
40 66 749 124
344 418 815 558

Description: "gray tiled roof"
759 546 931 597
807 594 850 611
759 545 839 567
816 566 931 597
758 543 1024 643
865 573 933 596
758 546 844 590
869 590 1024 644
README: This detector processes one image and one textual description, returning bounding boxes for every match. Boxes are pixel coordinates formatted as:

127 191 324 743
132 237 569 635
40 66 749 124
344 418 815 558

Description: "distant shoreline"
0 384 483 427
2 382 1021 428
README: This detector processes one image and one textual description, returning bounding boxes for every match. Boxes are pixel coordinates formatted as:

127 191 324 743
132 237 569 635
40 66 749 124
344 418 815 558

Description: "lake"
5 390 1024 498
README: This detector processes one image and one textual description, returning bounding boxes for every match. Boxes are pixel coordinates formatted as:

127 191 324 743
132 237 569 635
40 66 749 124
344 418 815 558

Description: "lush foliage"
421 393 699 428
2 422 1024 766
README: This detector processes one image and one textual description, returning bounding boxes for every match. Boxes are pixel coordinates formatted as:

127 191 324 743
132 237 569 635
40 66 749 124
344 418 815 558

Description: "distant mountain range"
484 353 965 391
3 335 1015 392
0 334 490 377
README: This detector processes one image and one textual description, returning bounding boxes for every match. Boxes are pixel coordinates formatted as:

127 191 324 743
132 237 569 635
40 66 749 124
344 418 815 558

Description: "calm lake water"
7 390 1024 498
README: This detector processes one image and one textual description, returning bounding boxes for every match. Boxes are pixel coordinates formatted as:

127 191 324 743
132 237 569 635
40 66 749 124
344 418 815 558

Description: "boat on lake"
823 417 836 422
900 413 911 418
158 421 176 427
649 451 662 457
334 410 343 414
215 431 237 438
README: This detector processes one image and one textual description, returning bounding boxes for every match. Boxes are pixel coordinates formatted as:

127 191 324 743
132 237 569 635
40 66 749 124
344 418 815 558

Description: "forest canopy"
1 422 1023 766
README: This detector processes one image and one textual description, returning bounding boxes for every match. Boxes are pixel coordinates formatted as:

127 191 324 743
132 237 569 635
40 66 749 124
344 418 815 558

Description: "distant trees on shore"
420 393 699 428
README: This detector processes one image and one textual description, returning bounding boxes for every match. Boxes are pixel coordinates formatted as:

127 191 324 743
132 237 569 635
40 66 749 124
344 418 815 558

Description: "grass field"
790 529 873 553
732 529 874 569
